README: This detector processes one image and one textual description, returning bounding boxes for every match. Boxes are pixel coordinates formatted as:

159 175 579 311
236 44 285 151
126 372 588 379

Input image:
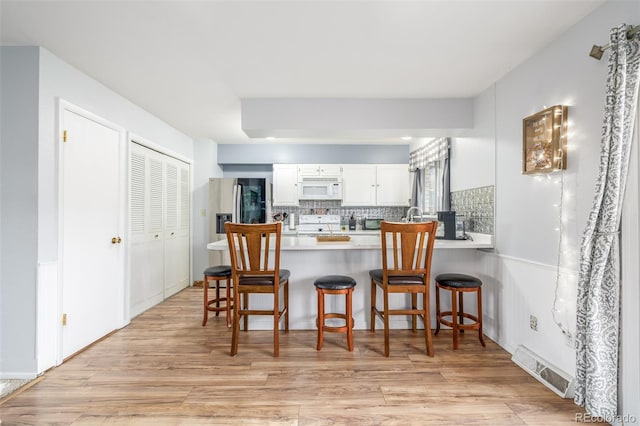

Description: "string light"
552 169 576 340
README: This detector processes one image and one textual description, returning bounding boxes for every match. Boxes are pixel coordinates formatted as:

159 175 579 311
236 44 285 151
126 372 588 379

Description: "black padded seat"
369 269 424 286
435 273 482 288
204 265 232 277
238 269 290 286
314 275 357 290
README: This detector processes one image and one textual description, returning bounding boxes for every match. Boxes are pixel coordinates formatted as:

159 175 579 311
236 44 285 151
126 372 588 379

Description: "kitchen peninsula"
207 232 493 331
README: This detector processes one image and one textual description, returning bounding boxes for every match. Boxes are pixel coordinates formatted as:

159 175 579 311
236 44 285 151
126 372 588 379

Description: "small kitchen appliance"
298 177 342 200
362 218 384 230
436 211 465 240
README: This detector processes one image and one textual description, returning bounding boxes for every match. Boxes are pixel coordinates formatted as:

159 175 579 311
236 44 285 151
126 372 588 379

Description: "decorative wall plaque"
522 105 568 174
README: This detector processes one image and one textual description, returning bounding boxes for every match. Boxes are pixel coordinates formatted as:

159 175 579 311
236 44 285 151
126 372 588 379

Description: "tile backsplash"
271 201 406 226
271 186 494 235
450 185 494 234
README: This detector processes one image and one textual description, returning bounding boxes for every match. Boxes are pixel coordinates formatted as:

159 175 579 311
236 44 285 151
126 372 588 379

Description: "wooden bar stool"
435 273 486 349
314 275 356 352
202 265 233 327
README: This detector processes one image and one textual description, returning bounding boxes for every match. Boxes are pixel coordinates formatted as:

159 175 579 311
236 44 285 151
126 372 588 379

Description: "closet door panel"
163 158 190 298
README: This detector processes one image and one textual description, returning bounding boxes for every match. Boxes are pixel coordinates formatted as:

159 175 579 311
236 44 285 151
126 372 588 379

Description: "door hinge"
63 130 68 142
62 313 67 326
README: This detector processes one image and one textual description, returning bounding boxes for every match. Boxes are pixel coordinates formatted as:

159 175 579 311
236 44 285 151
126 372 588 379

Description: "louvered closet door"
129 142 191 315
130 143 165 317
164 158 190 298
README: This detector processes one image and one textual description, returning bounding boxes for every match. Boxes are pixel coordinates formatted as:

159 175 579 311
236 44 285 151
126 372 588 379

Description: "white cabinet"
298 164 342 177
272 164 299 206
341 164 377 206
341 164 410 207
376 164 411 206
130 142 190 317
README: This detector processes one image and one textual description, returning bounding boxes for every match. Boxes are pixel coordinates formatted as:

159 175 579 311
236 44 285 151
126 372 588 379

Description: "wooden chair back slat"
380 221 437 280
225 222 282 284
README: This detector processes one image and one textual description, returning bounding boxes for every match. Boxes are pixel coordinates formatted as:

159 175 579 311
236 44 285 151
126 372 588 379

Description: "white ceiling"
1 0 606 144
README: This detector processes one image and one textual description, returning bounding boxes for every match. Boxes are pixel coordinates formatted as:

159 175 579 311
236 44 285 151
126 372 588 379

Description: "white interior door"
60 107 124 359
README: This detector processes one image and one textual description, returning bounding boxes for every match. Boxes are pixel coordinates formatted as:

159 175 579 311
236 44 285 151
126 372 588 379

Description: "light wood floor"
1 287 585 425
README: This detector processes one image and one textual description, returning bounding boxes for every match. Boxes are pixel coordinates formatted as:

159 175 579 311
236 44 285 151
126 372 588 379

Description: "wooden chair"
225 222 290 357
369 220 437 357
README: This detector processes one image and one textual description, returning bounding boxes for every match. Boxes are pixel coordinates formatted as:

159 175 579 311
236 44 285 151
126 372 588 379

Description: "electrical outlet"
565 332 575 349
529 315 538 331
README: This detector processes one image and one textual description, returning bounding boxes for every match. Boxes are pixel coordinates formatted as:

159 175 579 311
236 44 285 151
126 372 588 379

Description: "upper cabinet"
298 164 342 177
272 164 299 206
376 164 411 206
273 163 410 207
341 164 377 206
341 164 410 207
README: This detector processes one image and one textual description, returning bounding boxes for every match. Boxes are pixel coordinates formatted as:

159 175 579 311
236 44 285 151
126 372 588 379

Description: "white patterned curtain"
575 24 640 417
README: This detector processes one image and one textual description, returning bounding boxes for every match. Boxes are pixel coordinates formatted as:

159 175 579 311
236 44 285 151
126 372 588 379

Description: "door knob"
117 237 122 244
111 237 122 244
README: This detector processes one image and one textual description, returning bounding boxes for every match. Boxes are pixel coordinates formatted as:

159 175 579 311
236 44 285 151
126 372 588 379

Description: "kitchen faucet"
405 206 423 223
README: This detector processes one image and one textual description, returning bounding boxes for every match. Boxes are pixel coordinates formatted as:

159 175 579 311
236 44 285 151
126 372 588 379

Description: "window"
410 138 450 215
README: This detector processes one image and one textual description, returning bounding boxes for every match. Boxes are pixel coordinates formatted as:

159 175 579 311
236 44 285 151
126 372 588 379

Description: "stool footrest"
438 311 481 331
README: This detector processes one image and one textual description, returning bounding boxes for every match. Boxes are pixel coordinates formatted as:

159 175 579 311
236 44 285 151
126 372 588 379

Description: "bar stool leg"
477 287 486 347
346 289 353 352
435 284 441 335
202 278 210 326
215 281 221 316
225 277 232 328
458 291 465 334
451 288 458 350
370 279 377 332
316 288 325 350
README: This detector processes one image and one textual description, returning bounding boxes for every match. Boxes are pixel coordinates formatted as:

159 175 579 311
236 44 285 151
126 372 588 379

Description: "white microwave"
298 177 343 200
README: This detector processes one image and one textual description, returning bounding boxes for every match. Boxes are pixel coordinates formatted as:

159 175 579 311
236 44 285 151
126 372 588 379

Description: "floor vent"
511 345 574 398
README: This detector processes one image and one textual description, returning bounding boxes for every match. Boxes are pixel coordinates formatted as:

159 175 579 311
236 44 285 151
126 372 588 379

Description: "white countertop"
207 232 493 251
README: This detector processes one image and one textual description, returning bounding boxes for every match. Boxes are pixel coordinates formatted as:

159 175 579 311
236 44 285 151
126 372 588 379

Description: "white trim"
36 261 57 373
485 251 559 271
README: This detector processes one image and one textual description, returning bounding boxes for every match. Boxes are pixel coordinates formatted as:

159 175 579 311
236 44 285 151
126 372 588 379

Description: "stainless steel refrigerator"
208 178 271 265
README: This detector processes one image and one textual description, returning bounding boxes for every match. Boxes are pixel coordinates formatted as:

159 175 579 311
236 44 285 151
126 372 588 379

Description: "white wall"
0 46 197 378
479 0 638 408
451 85 496 192
193 138 222 280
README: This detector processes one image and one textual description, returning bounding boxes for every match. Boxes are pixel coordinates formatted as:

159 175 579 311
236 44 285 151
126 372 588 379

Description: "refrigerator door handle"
232 184 239 223
234 183 244 223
